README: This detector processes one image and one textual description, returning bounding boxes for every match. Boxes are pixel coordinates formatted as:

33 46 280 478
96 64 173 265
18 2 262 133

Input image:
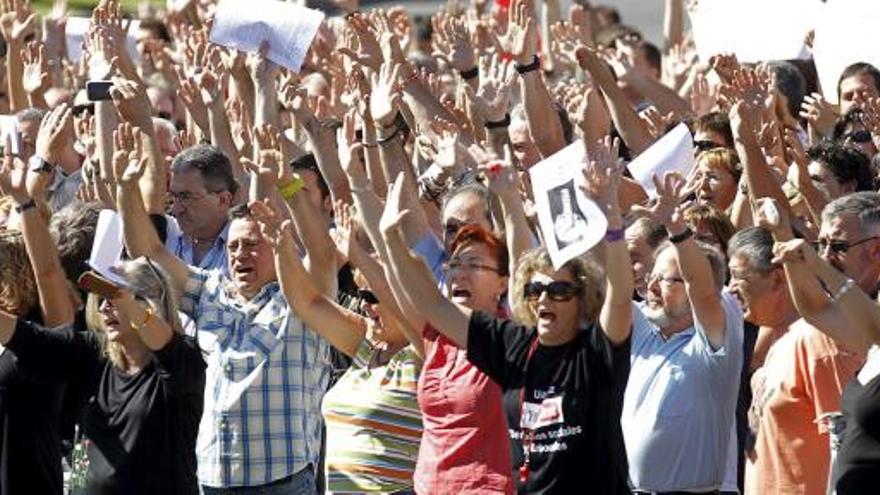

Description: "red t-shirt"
414 325 514 494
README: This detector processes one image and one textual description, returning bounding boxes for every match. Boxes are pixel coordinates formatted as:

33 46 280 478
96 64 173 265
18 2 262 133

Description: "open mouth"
538 309 556 323
451 288 472 301
234 266 255 276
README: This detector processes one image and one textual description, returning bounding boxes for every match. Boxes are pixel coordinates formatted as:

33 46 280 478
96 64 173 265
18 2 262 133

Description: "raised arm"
507 0 566 157
381 174 471 348
581 136 633 345
114 123 189 295
650 172 726 347
482 159 533 284
0 0 36 112
21 41 49 109
251 200 364 357
0 140 74 327
200 49 242 180
576 45 654 155
756 197 880 354
242 130 336 296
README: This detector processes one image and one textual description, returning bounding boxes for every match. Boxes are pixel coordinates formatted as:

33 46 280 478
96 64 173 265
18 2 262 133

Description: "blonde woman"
0 258 206 494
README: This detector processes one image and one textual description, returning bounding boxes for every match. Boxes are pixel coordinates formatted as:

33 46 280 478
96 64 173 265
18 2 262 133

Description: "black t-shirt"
7 320 206 495
466 310 631 495
0 348 64 494
834 370 880 493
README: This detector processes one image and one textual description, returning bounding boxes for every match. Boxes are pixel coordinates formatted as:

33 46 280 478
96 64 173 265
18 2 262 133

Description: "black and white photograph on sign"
548 179 589 250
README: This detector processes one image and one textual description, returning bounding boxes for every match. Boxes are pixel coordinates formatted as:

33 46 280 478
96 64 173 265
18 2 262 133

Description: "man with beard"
743 194 874 495
621 173 744 494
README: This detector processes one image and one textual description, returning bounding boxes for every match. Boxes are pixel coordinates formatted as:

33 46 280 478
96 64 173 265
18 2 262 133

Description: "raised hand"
753 196 791 237
580 136 623 213
21 41 49 95
690 72 716 117
0 0 37 45
432 16 475 73
338 108 366 185
340 13 383 71
799 92 838 138
503 0 537 65
634 172 687 228
370 60 403 127
110 77 152 129
479 159 518 195
249 199 291 248
0 145 27 202
330 200 357 263
35 104 73 166
112 122 148 186
709 52 740 85
379 172 408 235
771 238 816 266
468 53 515 123
240 124 290 187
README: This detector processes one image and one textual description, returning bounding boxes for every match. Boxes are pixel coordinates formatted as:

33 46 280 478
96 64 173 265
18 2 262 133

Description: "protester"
3 0 880 493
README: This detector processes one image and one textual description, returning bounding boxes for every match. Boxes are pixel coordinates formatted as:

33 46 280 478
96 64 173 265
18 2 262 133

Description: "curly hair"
511 247 605 328
0 231 37 316
807 141 874 192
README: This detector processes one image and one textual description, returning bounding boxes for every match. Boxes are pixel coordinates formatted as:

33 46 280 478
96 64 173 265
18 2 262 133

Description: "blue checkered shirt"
182 266 331 488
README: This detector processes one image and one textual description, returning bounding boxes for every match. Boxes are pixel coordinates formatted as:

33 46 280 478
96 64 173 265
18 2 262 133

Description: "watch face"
28 156 51 173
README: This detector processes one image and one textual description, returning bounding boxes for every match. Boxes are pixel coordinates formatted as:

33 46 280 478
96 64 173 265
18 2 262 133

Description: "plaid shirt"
182 266 331 488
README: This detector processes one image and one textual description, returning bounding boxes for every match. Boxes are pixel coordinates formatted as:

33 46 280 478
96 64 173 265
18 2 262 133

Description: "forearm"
231 72 255 125
207 103 242 181
283 189 336 296
117 182 167 259
401 77 455 131
601 209 634 344
362 122 386 198
622 73 690 115
663 0 684 51
307 129 352 204
19 207 75 327
276 237 362 356
253 81 278 127
671 225 725 340
377 128 409 183
734 130 790 213
796 176 828 227
7 43 26 112
138 129 168 215
521 72 566 157
498 189 533 275
27 90 48 110
589 65 654 154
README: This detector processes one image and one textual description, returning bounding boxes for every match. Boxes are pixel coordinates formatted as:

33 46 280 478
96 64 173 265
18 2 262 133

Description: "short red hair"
449 224 509 276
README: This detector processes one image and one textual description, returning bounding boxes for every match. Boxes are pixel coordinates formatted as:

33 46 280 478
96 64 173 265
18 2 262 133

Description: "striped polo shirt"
321 340 423 493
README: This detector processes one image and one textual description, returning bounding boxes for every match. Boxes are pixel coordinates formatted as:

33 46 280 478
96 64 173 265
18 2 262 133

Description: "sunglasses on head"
693 140 724 152
523 281 583 302
73 103 95 117
357 289 379 305
846 130 872 143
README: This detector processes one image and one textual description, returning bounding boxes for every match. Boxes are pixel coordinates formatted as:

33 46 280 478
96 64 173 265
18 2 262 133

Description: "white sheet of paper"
812 0 880 104
0 115 19 155
627 123 695 198
209 0 325 72
89 209 129 287
689 0 815 63
66 17 141 63
528 140 608 270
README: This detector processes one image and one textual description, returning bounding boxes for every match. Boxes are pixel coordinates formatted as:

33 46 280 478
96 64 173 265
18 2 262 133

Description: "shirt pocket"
656 365 695 418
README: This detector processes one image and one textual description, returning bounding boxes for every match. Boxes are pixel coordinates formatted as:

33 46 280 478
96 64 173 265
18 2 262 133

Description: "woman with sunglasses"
248 199 424 494
0 257 206 494
380 139 634 493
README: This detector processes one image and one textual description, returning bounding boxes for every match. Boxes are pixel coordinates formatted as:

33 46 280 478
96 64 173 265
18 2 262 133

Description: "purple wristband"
605 228 625 242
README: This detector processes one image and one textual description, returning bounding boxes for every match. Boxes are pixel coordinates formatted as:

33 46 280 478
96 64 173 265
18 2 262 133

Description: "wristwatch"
29 155 53 174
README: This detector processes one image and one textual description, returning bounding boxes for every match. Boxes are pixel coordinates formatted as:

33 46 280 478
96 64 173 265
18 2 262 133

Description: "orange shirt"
745 320 864 495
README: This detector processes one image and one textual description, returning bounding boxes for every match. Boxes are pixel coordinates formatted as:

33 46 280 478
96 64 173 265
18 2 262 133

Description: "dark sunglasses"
812 236 879 254
73 103 95 117
523 281 583 302
357 289 379 305
693 140 724 152
846 130 872 143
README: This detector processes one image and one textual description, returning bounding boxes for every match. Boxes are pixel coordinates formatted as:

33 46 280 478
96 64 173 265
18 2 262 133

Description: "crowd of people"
0 0 878 493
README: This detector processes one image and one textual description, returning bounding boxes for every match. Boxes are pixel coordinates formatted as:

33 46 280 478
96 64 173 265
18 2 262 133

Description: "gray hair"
727 227 776 274
85 257 184 370
821 192 880 236
656 240 728 292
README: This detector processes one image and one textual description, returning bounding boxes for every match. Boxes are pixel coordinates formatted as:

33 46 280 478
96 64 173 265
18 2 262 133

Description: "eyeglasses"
443 221 468 240
357 289 379 305
441 259 500 275
812 236 880 254
845 130 872 144
645 273 685 287
523 281 583 302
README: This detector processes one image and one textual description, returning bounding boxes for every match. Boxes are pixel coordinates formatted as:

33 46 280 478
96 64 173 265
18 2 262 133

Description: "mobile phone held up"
86 81 114 102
